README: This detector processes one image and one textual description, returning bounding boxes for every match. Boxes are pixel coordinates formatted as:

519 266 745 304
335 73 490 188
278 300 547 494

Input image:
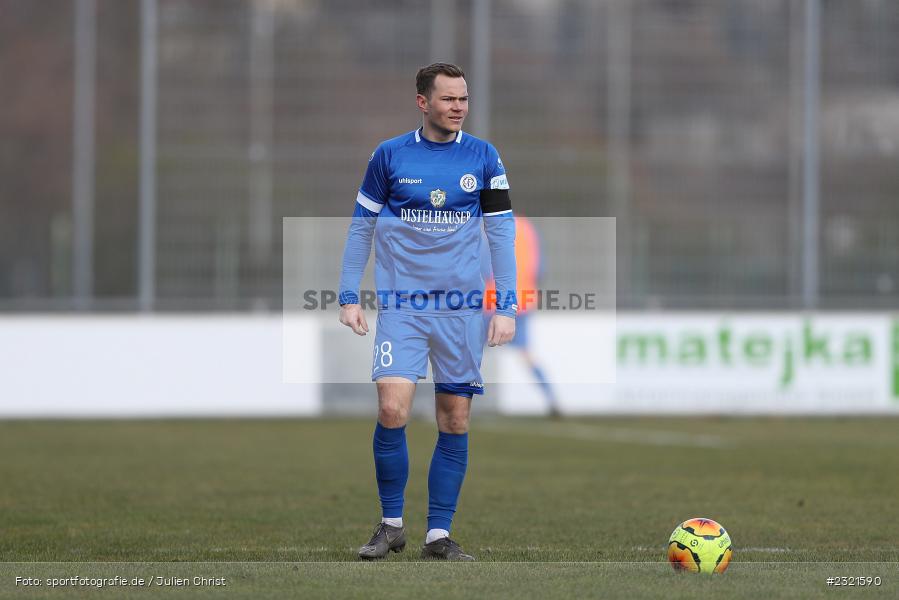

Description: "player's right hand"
338 304 369 336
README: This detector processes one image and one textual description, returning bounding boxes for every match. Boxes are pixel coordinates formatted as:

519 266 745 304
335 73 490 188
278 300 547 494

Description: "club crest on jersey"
459 174 478 193
430 189 447 208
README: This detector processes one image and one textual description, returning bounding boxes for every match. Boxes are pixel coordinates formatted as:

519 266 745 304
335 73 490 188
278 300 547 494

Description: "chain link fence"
1 0 898 311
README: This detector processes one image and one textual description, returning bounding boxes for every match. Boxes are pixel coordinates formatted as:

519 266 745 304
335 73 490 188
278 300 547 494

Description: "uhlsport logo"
459 174 477 192
430 189 447 208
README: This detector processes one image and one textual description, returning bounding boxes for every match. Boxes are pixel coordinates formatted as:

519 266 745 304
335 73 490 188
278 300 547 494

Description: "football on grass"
667 517 733 574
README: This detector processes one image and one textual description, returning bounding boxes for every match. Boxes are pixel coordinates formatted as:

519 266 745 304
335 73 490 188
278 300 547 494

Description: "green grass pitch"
1 417 898 598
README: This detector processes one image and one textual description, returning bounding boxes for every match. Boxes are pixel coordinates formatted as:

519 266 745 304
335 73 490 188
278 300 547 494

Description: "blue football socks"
373 422 409 519
427 431 469 532
532 364 559 410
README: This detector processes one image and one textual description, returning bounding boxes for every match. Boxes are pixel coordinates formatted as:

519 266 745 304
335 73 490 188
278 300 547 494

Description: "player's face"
418 75 469 136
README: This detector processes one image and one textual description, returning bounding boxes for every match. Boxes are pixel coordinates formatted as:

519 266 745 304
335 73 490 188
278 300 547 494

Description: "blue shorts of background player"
371 310 487 399
507 310 530 348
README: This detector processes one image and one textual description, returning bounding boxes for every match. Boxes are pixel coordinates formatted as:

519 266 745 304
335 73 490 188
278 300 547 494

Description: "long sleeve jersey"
338 128 517 317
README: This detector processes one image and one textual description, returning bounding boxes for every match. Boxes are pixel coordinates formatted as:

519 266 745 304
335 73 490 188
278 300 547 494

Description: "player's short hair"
416 63 466 98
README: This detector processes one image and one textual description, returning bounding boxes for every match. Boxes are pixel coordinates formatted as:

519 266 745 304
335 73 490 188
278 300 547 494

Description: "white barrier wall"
0 316 320 417
1 313 897 417
498 313 899 415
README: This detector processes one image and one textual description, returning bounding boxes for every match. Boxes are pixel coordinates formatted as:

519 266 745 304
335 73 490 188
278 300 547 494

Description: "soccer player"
337 63 517 561
485 214 560 417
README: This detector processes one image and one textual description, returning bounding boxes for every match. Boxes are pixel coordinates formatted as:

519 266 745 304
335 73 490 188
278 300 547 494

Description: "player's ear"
416 93 429 113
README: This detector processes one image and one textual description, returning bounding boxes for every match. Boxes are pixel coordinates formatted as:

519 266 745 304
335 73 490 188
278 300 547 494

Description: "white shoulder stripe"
356 191 384 213
483 209 513 216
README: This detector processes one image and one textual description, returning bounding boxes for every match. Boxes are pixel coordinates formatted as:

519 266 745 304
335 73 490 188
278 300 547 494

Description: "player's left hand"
487 314 516 347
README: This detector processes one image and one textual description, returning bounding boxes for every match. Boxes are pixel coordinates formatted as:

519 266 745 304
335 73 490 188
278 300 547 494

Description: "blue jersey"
339 128 517 317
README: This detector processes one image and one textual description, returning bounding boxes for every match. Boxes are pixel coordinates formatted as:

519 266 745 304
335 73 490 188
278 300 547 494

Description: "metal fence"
1 0 898 311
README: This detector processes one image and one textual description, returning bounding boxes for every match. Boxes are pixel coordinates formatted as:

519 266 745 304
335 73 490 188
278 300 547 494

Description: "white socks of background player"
381 517 403 528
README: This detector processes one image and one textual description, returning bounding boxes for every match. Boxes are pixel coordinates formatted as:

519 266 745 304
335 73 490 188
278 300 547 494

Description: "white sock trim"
381 517 403 528
426 528 450 544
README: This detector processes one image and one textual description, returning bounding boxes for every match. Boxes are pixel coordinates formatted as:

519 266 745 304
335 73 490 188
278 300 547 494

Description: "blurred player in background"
485 215 560 417
337 63 517 561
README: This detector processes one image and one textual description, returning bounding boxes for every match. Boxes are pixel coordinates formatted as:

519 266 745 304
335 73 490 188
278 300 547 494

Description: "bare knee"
377 380 415 428
440 412 469 434
435 395 471 434
378 401 410 428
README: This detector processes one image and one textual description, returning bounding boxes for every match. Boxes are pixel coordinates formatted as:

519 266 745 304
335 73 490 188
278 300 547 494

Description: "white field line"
478 421 732 449
220 546 792 555
634 546 791 553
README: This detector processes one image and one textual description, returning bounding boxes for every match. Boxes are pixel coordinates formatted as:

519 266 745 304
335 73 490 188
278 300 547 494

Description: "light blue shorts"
371 310 486 397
